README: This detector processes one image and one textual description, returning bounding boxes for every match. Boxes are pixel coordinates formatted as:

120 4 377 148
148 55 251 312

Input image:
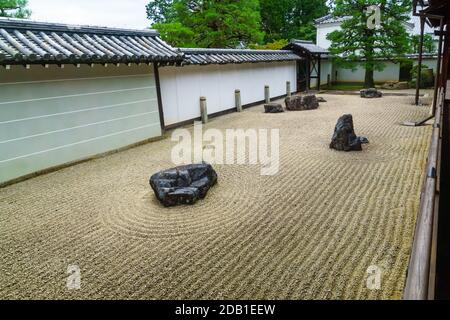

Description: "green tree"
259 0 328 43
146 0 176 24
410 34 436 54
0 0 31 18
147 0 264 48
327 0 411 88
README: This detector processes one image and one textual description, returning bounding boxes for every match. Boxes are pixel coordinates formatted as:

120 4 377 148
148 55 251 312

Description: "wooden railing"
403 88 444 300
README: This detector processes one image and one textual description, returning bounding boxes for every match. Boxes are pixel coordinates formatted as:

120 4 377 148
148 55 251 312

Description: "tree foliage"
0 0 31 18
410 34 436 54
327 0 411 88
259 0 328 43
147 0 264 48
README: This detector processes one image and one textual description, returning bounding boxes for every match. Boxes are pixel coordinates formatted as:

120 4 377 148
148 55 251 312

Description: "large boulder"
150 162 218 207
285 94 319 111
330 114 369 152
264 103 284 113
360 88 383 98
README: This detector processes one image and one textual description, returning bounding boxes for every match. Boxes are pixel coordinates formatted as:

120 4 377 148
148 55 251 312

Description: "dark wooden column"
416 15 425 106
317 54 321 91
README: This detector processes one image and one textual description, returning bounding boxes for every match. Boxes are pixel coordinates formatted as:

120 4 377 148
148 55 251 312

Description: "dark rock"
360 88 383 98
302 94 320 109
330 114 369 152
150 162 218 207
317 97 327 103
264 103 284 113
285 96 303 111
285 94 319 111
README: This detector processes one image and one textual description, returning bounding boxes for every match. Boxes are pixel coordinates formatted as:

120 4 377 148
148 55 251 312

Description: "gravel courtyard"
0 94 431 300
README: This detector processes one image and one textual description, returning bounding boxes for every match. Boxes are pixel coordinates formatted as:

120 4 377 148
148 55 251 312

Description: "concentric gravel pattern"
0 94 431 300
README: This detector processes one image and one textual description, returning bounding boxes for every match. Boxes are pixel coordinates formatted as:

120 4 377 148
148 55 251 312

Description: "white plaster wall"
0 64 161 184
160 61 297 126
316 23 341 50
335 62 400 83
413 58 438 74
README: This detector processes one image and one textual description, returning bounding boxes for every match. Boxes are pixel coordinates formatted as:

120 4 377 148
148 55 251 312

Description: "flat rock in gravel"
265 103 284 113
330 114 369 152
150 162 218 207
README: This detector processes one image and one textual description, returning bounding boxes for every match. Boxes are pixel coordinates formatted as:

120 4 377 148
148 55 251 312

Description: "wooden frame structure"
283 40 328 91
404 0 450 300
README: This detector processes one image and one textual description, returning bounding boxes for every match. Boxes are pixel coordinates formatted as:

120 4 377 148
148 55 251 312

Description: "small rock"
150 162 218 207
330 114 369 152
360 88 383 98
317 97 327 103
264 103 284 113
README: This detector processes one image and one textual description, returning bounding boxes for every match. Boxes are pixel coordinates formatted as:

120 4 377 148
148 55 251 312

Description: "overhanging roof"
180 48 301 65
0 17 184 65
282 40 329 56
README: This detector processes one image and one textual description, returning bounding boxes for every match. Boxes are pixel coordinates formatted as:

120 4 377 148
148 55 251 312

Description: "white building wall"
335 62 401 83
159 61 297 126
316 23 341 50
0 64 161 184
413 58 438 74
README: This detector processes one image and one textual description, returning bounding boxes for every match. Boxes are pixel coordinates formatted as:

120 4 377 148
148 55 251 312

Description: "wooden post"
317 55 321 91
235 90 242 112
265 85 270 104
432 18 444 116
200 97 208 124
286 81 291 98
416 16 425 106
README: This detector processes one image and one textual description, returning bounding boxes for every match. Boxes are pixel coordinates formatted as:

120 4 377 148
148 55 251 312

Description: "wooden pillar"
153 63 165 133
317 55 321 91
235 89 242 112
200 97 208 124
433 18 445 115
307 57 311 91
416 15 425 106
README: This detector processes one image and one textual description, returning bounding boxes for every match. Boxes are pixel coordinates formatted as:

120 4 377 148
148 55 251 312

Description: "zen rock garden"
150 162 218 207
330 114 369 152
360 88 383 99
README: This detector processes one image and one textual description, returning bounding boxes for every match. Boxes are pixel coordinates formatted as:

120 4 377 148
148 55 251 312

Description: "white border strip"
0 98 157 124
0 72 154 86
0 86 156 106
0 111 159 144
0 123 160 164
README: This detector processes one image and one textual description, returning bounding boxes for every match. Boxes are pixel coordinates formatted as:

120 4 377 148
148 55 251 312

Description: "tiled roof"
0 17 184 65
315 15 351 25
283 40 329 55
180 48 301 65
